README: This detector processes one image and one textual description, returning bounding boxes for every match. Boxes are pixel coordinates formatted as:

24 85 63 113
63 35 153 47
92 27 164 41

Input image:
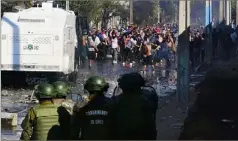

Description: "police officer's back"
47 81 74 140
70 76 115 140
114 72 156 140
20 84 59 141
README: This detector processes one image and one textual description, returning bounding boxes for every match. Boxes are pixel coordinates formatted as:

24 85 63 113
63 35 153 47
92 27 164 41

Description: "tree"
159 1 177 23
133 0 158 25
54 0 101 23
113 3 130 23
54 0 127 29
231 0 236 22
2 0 34 15
3 0 128 29
99 0 127 29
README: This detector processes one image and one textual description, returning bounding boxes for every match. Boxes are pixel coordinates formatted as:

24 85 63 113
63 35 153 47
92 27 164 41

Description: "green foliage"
231 0 236 21
99 0 129 28
2 0 128 28
54 0 128 28
54 0 101 22
2 0 34 13
133 0 158 25
160 1 177 23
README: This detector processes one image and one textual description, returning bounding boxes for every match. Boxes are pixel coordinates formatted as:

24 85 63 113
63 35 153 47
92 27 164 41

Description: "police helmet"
52 81 70 98
84 76 109 94
34 83 56 99
118 72 145 90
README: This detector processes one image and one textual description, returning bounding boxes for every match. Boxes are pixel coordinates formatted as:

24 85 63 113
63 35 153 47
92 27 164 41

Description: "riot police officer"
114 72 157 140
70 76 115 140
20 83 59 141
52 81 75 114
46 81 75 140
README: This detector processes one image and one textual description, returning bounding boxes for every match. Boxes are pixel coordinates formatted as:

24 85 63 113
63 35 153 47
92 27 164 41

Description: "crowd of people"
78 23 178 71
80 22 237 72
189 20 238 70
189 26 205 68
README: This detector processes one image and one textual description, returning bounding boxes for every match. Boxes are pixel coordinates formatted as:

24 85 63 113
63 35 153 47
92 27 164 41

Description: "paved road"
1 59 207 140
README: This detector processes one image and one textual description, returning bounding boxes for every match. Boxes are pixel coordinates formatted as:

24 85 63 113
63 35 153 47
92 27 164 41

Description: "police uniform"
73 96 115 140
20 83 59 141
114 73 156 140
70 76 115 140
49 81 77 140
20 101 59 140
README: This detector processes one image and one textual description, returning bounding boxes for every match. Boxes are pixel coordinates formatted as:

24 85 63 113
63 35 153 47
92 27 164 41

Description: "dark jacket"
70 95 115 140
113 93 156 140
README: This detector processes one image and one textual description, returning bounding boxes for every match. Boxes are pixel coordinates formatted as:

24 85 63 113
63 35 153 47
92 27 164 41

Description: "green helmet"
34 83 56 99
84 76 109 93
52 81 70 97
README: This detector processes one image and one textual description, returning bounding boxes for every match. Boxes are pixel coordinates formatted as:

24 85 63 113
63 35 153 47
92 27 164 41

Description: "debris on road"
1 112 18 127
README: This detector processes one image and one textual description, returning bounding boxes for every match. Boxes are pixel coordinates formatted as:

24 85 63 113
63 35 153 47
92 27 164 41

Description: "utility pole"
177 0 190 104
236 0 238 25
205 0 212 26
219 0 224 24
229 0 232 23
187 0 190 26
205 0 212 64
224 0 227 23
129 0 133 24
66 0 69 11
226 0 230 25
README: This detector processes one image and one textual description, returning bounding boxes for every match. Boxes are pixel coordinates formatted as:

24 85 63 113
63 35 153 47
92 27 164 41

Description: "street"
0 59 207 140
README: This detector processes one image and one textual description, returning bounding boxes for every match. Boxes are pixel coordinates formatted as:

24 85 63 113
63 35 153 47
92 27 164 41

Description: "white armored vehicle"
1 2 78 85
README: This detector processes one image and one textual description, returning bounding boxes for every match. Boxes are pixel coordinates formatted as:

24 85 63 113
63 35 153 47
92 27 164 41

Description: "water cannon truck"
1 2 78 85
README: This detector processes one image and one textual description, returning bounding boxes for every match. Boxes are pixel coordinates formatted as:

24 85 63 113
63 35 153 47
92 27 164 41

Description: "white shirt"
130 38 137 48
111 38 118 49
89 36 100 47
103 34 108 39
140 31 145 38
